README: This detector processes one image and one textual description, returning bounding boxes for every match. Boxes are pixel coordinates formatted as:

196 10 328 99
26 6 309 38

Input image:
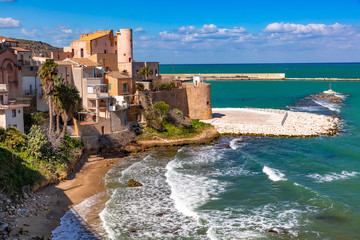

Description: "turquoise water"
160 63 360 78
97 80 360 239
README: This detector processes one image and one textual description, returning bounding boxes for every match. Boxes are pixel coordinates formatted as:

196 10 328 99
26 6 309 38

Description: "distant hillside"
14 38 62 57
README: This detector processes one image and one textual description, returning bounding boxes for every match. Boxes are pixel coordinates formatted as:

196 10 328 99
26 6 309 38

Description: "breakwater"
161 74 360 81
202 108 339 137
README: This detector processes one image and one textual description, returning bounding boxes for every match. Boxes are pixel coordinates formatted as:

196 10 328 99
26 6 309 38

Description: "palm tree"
52 77 65 133
53 82 81 137
38 60 58 133
136 66 153 80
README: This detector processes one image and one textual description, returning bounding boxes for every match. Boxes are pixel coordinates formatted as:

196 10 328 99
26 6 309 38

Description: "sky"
1 0 360 64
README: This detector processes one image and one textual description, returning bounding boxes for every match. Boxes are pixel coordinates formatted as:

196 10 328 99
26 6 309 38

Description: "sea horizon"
160 62 360 79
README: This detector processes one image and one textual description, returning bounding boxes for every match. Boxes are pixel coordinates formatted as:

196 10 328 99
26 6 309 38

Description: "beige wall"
149 82 212 120
51 52 73 61
150 88 189 116
184 82 212 120
88 53 118 71
117 29 133 63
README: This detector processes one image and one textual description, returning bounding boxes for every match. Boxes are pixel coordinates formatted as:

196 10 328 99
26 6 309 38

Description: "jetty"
161 74 360 81
201 108 339 137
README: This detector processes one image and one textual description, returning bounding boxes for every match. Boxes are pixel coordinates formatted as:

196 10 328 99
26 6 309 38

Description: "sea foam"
308 171 360 183
262 166 287 182
52 192 105 240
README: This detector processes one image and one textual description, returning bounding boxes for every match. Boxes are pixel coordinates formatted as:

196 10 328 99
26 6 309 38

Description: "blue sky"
1 0 360 63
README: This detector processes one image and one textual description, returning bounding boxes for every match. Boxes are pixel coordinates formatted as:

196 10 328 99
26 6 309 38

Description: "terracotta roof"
0 36 18 43
9 46 31 52
0 103 29 109
65 58 98 67
54 60 76 66
76 30 112 42
107 71 130 79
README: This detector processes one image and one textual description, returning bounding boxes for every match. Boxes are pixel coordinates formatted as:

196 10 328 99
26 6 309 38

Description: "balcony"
87 84 109 99
0 84 8 92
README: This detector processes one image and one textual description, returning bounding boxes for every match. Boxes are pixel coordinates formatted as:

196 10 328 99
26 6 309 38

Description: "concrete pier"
161 74 360 81
201 108 339 137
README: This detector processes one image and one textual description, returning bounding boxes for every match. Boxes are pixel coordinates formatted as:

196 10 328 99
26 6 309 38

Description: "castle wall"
183 82 212 120
90 35 116 55
150 88 189 116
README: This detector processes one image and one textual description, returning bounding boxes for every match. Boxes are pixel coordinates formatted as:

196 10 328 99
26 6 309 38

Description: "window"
30 67 33 71
12 109 16 117
129 58 132 62
71 49 74 56
58 54 60 59
18 110 20 113
115 41 117 45
108 85 111 91
80 48 84 58
104 50 107 54
123 83 127 94
155 69 158 75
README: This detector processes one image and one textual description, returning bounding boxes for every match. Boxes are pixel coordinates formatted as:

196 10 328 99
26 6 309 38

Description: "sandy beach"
7 153 127 239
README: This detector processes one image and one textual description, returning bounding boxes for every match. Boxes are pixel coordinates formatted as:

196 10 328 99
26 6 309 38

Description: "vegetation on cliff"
14 38 62 57
0 127 83 197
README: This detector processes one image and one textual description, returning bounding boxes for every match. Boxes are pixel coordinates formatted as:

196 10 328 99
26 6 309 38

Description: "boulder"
128 179 143 187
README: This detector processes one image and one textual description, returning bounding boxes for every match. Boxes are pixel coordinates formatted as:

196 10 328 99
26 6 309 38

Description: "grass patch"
137 119 212 141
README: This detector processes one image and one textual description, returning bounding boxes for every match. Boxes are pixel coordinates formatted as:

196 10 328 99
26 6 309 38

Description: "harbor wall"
161 73 286 81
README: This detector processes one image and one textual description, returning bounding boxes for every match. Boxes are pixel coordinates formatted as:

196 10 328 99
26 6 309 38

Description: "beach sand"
12 154 126 239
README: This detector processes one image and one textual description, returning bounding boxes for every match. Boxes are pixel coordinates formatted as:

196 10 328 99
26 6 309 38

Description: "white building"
0 84 28 133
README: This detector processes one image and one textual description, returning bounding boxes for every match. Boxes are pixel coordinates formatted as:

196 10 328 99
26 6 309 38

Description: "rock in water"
128 179 143 187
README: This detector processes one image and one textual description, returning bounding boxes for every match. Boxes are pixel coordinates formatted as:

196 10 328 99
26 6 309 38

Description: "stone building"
64 30 116 58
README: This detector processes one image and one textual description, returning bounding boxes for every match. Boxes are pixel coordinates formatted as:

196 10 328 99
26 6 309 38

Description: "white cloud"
0 17 20 28
61 29 72 34
21 28 37 38
134 22 360 63
263 22 349 35
134 27 147 34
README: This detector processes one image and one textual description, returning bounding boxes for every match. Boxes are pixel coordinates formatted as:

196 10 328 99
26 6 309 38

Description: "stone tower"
116 29 133 63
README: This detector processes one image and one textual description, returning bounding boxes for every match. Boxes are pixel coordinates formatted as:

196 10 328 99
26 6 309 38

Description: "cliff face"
14 39 62 57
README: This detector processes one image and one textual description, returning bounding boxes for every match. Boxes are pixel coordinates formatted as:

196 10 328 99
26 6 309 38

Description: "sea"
53 63 360 240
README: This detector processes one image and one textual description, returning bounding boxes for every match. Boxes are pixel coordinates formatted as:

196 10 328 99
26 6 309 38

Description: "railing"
0 84 8 91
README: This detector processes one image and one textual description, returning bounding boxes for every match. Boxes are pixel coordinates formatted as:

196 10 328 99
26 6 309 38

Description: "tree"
38 60 58 133
136 66 153 80
52 77 65 133
153 101 170 121
53 81 81 137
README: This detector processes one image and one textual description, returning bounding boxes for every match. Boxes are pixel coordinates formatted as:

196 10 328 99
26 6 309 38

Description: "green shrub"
153 101 170 120
32 112 49 125
25 125 49 159
4 127 26 150
136 83 145 91
172 108 183 117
